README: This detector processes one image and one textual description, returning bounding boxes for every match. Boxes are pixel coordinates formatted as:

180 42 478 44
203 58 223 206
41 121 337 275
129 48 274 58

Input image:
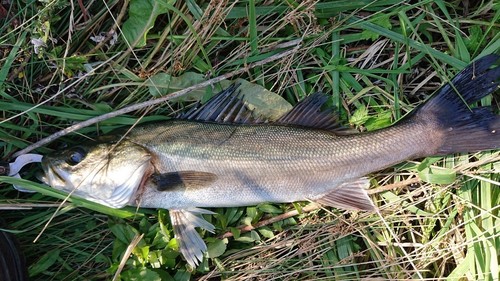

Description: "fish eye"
66 147 87 166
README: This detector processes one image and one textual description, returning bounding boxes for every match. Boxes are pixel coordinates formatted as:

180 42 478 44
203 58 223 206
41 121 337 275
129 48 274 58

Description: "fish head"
41 140 153 208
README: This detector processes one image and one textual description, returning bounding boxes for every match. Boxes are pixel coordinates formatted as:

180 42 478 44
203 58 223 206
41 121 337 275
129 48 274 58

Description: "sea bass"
41 55 500 266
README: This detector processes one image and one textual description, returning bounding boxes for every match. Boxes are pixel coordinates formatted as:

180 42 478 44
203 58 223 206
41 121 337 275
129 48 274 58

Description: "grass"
1 0 499 280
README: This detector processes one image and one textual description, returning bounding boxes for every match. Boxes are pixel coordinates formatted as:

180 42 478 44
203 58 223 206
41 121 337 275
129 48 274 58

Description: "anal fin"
314 178 376 211
169 208 215 267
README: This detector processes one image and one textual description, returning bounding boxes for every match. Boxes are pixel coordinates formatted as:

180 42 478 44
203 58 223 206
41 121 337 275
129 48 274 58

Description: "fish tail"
414 54 500 154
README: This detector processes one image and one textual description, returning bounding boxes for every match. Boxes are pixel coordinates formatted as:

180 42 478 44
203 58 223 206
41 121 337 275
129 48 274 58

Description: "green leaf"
258 226 275 239
28 249 60 277
418 167 456 185
148 250 163 268
207 238 227 258
56 55 88 77
257 203 282 214
360 15 392 41
173 269 191 281
150 230 170 248
133 245 150 263
92 102 114 112
147 72 206 98
349 104 369 126
455 29 470 62
110 223 140 244
241 216 253 226
235 78 293 121
121 267 162 281
246 206 258 220
234 230 260 243
229 227 241 239
478 33 500 58
0 100 165 126
365 110 393 131
416 157 443 172
225 5 288 19
160 248 179 269
463 25 483 53
224 207 245 226
122 0 171 47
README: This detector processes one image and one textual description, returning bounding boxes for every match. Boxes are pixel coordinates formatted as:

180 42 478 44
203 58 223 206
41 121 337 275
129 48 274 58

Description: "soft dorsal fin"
276 92 352 133
179 84 262 124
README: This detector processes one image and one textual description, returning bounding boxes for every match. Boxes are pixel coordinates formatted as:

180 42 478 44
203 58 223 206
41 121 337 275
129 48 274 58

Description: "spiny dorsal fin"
276 92 353 133
180 84 261 124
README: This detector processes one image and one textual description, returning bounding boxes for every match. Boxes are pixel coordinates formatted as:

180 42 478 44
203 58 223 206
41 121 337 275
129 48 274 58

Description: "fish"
40 55 500 267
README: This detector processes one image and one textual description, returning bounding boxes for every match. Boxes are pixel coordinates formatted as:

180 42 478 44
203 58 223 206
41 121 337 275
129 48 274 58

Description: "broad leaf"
122 0 171 47
206 238 227 258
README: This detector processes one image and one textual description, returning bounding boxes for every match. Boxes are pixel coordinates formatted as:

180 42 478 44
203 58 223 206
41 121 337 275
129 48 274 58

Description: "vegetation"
1 0 499 280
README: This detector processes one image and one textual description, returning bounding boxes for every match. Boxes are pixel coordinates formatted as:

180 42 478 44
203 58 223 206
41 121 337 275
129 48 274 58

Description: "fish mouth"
40 158 70 190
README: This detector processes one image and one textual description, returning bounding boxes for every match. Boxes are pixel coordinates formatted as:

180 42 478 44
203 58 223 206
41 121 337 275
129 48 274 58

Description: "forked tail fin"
414 54 500 154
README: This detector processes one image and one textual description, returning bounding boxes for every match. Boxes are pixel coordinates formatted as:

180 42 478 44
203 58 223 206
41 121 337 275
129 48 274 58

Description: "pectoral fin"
153 171 218 191
169 208 216 267
314 178 376 211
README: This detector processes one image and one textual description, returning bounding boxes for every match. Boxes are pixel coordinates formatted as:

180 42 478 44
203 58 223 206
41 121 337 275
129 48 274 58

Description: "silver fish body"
133 119 433 209
40 55 500 266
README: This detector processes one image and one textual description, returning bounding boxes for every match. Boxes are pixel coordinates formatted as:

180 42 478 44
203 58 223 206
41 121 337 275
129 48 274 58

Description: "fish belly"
139 162 346 208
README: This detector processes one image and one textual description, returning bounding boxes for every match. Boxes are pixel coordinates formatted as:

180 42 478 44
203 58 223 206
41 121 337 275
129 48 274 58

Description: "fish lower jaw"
42 167 70 191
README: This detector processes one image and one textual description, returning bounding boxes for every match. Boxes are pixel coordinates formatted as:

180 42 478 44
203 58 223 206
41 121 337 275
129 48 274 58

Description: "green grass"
1 0 499 280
